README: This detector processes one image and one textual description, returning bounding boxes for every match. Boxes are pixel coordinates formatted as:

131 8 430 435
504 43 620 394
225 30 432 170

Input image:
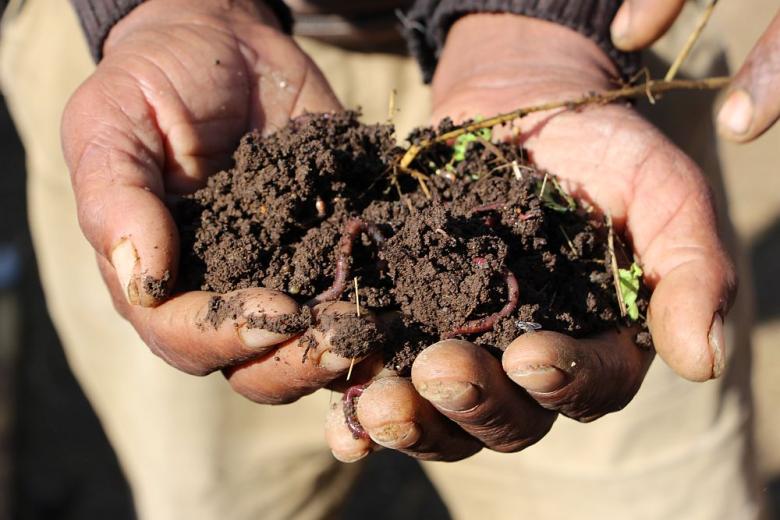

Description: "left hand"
325 14 735 463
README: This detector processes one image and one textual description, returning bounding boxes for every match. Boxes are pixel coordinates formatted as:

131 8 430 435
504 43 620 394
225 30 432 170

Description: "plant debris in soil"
174 110 652 375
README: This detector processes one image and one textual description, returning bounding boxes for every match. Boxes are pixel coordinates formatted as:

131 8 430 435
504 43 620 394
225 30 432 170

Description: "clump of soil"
175 111 650 373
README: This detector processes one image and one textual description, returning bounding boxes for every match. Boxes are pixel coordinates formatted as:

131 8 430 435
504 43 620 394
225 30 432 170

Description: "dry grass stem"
399 76 730 168
665 0 719 81
606 213 627 317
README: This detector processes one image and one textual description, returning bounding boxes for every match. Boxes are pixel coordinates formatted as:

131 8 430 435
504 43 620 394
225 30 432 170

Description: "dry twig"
399 76 730 169
606 213 627 318
665 0 719 81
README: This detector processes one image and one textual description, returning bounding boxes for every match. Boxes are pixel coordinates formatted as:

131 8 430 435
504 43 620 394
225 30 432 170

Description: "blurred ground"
0 1 778 519
711 2 780 514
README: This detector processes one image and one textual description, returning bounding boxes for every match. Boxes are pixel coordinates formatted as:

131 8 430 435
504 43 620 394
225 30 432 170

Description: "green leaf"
618 262 643 321
451 117 492 163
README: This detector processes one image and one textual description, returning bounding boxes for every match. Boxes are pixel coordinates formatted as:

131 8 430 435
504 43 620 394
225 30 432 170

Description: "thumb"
611 0 687 51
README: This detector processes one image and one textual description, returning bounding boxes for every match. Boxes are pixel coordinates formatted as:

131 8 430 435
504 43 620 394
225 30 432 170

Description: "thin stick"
559 225 577 257
399 77 730 169
348 275 360 383
539 172 549 199
354 276 361 317
665 0 719 81
387 88 398 121
606 213 627 317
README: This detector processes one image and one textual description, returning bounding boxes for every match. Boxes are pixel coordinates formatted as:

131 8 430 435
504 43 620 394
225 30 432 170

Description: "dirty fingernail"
509 365 568 393
236 323 288 350
110 237 140 305
417 380 480 412
318 350 353 372
610 3 632 48
708 312 726 379
718 89 753 136
370 422 421 449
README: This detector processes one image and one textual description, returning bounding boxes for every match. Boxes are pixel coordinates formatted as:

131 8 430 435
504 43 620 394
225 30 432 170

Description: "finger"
502 330 654 422
620 128 736 382
238 24 342 131
225 302 384 404
356 377 482 461
717 11 780 142
63 75 172 308
610 0 687 51
99 277 305 375
325 395 378 463
412 340 556 453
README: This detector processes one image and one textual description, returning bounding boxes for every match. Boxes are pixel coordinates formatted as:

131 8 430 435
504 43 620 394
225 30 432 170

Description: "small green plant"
451 117 492 163
618 262 643 321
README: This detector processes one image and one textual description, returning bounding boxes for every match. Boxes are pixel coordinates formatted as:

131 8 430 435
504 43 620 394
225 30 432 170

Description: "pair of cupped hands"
61 0 766 462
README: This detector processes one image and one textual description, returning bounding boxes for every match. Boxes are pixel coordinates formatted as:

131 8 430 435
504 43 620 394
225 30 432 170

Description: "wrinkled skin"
325 15 735 463
61 0 369 402
61 1 737 463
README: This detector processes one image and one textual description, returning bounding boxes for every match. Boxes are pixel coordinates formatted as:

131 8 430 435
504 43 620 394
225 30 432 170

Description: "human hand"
610 1 780 142
61 0 362 401
326 14 735 462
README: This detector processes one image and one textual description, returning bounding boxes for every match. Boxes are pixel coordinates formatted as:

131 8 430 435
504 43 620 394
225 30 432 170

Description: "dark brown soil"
175 111 650 374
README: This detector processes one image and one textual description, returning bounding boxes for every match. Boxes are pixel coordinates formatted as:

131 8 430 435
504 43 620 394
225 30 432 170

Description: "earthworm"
469 202 507 227
443 268 519 339
470 201 506 214
343 384 369 440
308 218 387 305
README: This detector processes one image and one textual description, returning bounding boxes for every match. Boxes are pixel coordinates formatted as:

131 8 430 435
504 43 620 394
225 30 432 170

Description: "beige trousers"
0 0 760 518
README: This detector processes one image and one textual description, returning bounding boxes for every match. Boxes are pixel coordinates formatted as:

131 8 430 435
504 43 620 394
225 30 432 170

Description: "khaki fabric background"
0 0 777 518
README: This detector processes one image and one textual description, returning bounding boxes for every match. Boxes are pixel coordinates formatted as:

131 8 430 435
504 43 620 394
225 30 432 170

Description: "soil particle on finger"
203 294 312 334
142 270 171 301
176 111 652 373
316 311 387 359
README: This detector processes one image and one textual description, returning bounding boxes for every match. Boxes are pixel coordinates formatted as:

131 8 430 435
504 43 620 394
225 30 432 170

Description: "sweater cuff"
404 0 640 83
70 0 144 61
69 0 294 62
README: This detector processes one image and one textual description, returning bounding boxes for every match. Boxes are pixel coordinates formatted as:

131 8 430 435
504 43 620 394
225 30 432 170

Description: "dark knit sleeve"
69 0 293 62
404 0 640 83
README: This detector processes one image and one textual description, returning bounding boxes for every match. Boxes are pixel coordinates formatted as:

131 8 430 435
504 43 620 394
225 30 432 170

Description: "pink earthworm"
443 268 520 339
308 218 386 306
469 201 507 214
342 384 369 440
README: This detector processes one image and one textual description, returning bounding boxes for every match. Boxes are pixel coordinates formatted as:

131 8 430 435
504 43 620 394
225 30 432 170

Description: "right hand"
326 13 735 463
61 0 360 402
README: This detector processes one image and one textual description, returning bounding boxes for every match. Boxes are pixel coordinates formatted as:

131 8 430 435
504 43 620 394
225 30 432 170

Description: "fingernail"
718 89 753 136
370 422 421 449
110 238 140 305
610 4 631 47
708 312 726 379
236 323 288 350
509 365 568 393
332 448 371 464
318 350 353 372
416 380 480 412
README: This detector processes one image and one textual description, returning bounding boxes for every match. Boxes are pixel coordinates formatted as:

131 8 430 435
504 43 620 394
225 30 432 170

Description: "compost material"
175 111 650 373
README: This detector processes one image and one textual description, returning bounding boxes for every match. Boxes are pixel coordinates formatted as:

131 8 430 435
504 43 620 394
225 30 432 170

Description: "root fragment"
443 268 520 339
